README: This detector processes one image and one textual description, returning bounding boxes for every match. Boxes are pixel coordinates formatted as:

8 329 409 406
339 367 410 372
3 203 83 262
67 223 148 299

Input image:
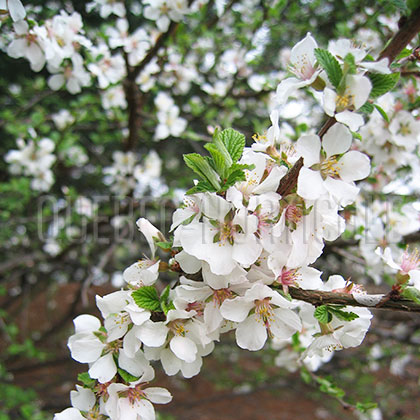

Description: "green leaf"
369 72 400 98
183 153 221 190
314 305 332 324
359 102 374 114
186 180 217 195
328 307 359 322
156 241 172 250
314 48 343 89
219 128 246 163
118 368 139 383
374 104 390 123
402 287 420 304
316 377 346 398
132 286 161 311
356 402 378 413
77 372 96 388
212 132 233 167
344 53 357 74
204 143 227 177
220 168 247 191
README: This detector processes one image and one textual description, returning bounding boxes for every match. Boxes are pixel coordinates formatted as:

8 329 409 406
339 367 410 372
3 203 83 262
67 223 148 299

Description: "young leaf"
369 72 400 98
314 305 332 324
402 287 420 305
78 372 96 388
132 286 161 311
156 241 172 251
328 307 359 322
118 368 140 383
204 143 227 177
359 101 374 114
186 180 217 195
314 48 343 89
374 104 390 123
184 153 221 190
356 402 378 413
219 128 246 163
221 168 247 190
344 53 357 74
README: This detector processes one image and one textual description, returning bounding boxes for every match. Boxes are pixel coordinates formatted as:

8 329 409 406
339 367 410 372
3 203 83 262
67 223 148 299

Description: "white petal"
297 167 325 200
70 386 95 411
338 151 370 181
144 387 173 404
235 315 267 351
220 297 253 322
201 192 232 220
347 74 371 109
335 110 365 132
160 348 181 375
54 408 84 420
73 314 101 334
48 74 65 91
8 0 26 21
295 134 321 167
323 88 337 116
175 250 201 274
88 353 116 383
323 177 359 206
322 123 352 157
170 335 198 363
136 321 168 347
119 349 149 378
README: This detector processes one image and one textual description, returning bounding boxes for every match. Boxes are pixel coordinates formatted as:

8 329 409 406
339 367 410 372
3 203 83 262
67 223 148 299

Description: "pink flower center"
400 249 420 274
285 205 303 224
122 384 146 405
254 297 274 336
186 301 204 316
213 288 233 306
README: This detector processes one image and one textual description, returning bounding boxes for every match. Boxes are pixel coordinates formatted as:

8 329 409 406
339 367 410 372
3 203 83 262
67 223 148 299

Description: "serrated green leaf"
344 53 357 74
77 372 96 388
183 153 221 190
328 307 359 322
374 104 390 123
204 143 227 177
359 102 374 114
369 72 400 98
402 287 420 304
219 128 246 163
118 368 139 383
132 286 161 311
186 180 217 195
314 48 343 89
213 132 233 167
314 305 332 324
220 168 247 191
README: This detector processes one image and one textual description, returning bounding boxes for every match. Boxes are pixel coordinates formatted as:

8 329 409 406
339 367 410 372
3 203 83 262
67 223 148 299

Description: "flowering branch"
378 6 420 63
288 287 420 313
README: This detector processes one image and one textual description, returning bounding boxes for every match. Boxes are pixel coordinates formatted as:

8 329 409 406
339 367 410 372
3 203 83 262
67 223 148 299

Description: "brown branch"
378 7 420 63
276 157 303 196
288 286 420 313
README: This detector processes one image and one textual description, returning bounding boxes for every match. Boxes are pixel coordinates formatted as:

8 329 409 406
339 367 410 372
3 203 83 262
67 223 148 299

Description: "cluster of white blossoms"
5 132 56 191
103 150 167 197
154 92 188 141
54 31 419 419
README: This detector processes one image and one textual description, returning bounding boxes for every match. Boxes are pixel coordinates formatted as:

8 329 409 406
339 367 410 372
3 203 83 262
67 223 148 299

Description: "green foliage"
77 372 96 388
314 48 343 89
132 286 161 311
374 104 390 122
314 305 359 324
369 72 400 98
160 285 175 315
402 286 420 304
316 376 346 398
118 367 140 383
185 128 253 194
